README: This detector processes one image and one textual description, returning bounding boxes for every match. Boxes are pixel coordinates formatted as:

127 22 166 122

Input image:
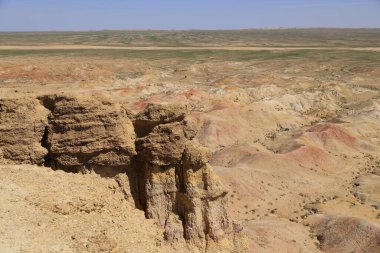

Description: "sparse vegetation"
1 29 380 47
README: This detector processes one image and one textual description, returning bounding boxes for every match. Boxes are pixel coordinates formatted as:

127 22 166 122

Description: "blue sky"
0 0 379 31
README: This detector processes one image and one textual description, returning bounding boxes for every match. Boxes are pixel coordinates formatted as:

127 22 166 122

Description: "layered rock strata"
134 104 233 249
0 98 49 165
0 96 242 252
40 95 136 176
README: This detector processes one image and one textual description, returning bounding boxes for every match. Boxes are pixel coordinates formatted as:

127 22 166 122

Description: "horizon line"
1 27 380 33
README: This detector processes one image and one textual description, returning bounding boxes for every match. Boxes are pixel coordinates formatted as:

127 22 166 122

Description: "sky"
0 0 379 31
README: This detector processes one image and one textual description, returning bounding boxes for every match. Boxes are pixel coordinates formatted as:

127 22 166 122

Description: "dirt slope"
0 165 181 253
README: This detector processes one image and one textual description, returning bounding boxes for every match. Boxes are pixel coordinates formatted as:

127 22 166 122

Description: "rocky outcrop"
0 98 49 165
40 95 136 176
0 96 244 252
134 104 238 251
133 103 188 137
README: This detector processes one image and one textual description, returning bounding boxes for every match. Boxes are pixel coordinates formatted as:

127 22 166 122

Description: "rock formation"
134 104 235 250
133 103 188 137
40 95 136 176
0 98 49 165
0 96 244 252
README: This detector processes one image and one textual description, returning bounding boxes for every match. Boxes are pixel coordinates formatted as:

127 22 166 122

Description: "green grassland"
0 49 379 66
1 29 379 66
0 29 379 47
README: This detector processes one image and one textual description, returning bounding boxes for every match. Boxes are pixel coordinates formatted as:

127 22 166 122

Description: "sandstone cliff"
134 104 238 251
40 95 136 177
0 96 245 252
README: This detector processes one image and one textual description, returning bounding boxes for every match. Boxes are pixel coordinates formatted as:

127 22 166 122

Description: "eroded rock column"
134 104 236 250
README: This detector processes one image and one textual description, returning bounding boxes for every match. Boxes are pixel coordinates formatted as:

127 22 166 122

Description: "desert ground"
0 29 379 253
